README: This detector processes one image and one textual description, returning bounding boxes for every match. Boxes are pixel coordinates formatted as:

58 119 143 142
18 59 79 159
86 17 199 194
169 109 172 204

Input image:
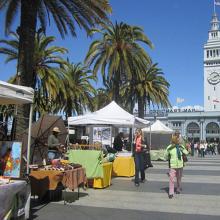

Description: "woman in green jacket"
166 135 188 199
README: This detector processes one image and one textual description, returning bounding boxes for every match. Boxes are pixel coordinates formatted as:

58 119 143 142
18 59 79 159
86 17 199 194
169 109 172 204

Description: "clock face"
207 71 220 85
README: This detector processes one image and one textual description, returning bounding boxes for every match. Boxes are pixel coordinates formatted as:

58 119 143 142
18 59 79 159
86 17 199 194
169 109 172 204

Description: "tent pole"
131 125 134 152
67 121 70 150
26 104 33 175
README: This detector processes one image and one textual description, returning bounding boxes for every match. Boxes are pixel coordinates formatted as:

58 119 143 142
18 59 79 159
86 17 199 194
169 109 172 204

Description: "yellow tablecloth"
93 162 113 188
112 156 135 177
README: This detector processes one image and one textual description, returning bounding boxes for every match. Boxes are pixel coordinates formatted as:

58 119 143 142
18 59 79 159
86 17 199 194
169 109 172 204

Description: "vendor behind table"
113 132 124 152
47 127 65 161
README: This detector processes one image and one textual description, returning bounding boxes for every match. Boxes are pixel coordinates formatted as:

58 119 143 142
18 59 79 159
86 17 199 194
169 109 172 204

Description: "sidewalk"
30 155 220 220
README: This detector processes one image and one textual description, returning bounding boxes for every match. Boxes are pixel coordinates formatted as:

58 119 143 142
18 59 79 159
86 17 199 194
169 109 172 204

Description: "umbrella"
20 114 67 165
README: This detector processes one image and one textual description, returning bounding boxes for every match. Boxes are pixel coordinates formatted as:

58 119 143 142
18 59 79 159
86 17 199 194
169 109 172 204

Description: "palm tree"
143 63 170 111
0 0 112 131
0 31 68 119
122 63 170 118
92 84 113 111
85 22 153 104
60 61 97 118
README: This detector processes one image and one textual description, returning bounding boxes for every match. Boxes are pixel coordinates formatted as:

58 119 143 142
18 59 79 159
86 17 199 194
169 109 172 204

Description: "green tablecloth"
67 150 104 178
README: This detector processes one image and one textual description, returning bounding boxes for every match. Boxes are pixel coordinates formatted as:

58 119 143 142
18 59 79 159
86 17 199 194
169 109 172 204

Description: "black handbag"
182 153 188 162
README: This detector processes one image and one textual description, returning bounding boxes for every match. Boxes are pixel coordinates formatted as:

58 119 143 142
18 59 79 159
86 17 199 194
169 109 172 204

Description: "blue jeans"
134 152 145 183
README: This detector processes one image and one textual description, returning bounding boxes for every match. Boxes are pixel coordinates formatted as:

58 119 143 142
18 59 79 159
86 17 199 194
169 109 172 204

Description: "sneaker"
176 190 181 194
135 183 140 187
140 179 146 183
168 194 173 199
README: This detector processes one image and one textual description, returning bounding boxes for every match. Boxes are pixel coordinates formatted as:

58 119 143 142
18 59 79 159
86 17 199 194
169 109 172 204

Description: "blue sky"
0 0 217 108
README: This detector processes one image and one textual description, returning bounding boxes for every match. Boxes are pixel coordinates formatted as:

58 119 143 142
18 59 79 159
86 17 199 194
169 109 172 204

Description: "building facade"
145 12 220 143
204 13 220 111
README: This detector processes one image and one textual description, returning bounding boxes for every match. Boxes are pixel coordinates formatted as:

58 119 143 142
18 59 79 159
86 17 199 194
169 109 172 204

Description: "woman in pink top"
134 129 146 186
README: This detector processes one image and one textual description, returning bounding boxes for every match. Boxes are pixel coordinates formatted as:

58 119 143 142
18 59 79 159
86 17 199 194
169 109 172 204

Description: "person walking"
133 129 147 187
200 141 205 157
211 142 217 155
190 141 194 156
166 135 188 199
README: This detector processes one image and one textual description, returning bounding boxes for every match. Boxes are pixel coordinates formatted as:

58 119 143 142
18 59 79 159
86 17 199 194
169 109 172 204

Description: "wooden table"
30 168 86 200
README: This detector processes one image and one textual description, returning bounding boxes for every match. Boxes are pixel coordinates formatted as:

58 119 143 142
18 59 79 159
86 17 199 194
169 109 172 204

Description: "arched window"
187 122 200 135
206 122 220 134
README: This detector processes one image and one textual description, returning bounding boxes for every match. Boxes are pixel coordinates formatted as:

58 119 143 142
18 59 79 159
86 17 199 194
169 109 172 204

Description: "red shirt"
135 136 142 152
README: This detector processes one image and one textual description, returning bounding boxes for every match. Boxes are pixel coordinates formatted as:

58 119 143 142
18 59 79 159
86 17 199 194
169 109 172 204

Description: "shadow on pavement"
30 191 89 219
160 186 169 195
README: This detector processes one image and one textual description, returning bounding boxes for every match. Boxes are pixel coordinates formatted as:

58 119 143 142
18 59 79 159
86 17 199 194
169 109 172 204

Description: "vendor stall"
143 120 173 149
67 101 149 184
0 80 34 174
20 114 68 165
0 80 34 219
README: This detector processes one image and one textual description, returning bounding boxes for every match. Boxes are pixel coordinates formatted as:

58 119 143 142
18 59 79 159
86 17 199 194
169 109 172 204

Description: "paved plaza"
30 155 220 220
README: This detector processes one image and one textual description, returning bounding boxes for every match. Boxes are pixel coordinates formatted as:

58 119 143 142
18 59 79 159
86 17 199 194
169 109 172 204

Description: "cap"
52 127 61 133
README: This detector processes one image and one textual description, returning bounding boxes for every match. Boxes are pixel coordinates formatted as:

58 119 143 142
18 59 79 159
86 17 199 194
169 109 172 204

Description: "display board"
93 127 112 146
0 141 22 178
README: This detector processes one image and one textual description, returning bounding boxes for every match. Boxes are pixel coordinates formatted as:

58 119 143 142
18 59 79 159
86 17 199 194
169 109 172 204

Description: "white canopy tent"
68 101 150 128
142 120 173 134
0 80 34 174
68 101 150 147
142 120 174 149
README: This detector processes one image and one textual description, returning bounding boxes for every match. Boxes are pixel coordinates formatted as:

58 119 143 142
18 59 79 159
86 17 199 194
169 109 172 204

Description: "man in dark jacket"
113 132 124 151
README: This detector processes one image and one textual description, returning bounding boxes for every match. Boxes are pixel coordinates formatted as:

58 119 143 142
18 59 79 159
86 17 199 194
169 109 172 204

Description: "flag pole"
214 0 216 13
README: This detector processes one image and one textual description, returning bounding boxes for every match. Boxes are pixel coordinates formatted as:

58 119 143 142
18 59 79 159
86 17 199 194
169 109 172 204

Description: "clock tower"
204 12 220 111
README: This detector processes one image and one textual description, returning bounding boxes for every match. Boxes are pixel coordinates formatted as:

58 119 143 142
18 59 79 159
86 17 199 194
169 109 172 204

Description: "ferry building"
146 12 220 143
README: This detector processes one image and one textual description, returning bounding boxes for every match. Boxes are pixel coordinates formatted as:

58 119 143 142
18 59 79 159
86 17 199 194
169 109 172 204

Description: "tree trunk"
67 108 72 118
138 96 145 118
113 68 121 104
15 0 38 139
113 79 120 104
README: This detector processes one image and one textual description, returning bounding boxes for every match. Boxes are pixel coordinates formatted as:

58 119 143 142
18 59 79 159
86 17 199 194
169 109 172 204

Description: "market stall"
68 101 149 185
0 80 34 219
68 101 149 148
20 114 68 165
143 120 173 149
